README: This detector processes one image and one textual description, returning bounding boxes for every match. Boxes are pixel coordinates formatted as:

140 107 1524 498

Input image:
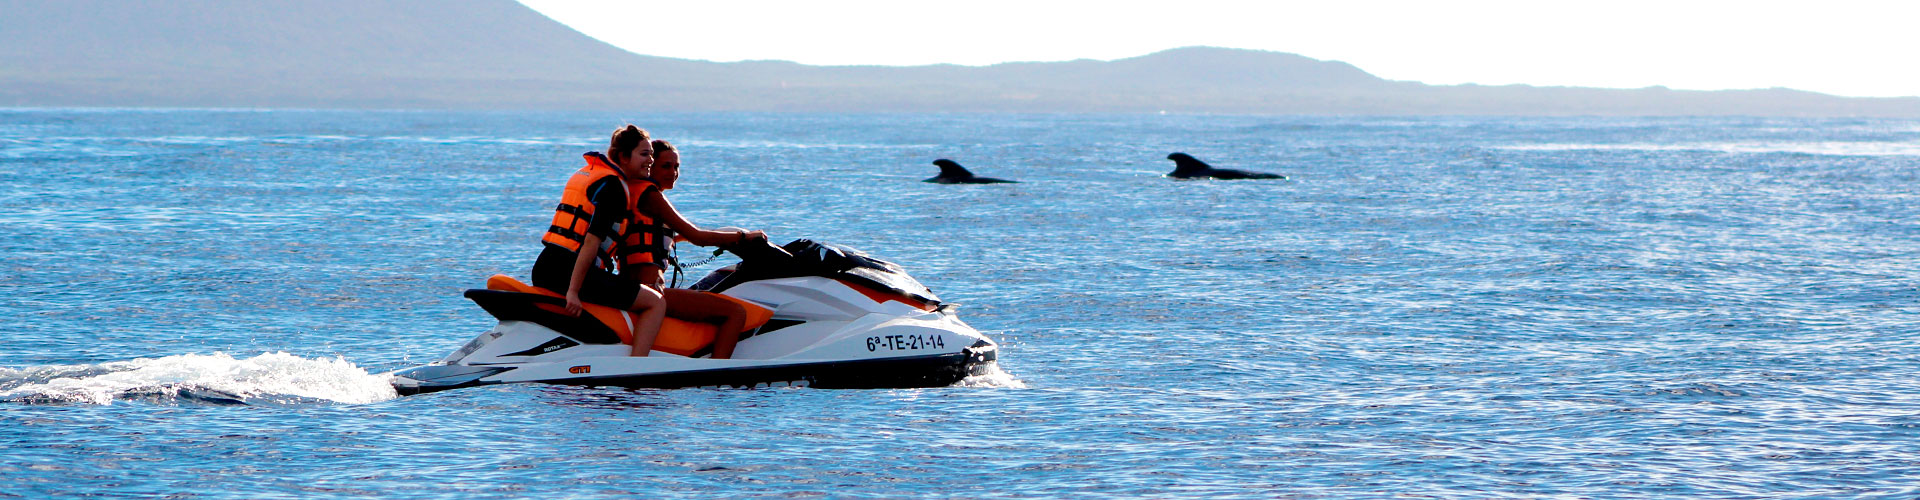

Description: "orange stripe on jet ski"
652 291 776 355
650 293 776 357
839 279 936 312
484 275 634 345
480 274 775 356
653 319 715 356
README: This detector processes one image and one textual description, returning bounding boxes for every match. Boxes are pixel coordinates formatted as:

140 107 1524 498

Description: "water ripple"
3 111 1919 498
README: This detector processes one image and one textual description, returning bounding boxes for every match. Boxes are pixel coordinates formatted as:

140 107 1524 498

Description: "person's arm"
639 189 764 247
564 233 601 316
565 178 627 315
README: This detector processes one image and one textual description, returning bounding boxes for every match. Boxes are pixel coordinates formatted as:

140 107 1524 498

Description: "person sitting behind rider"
531 124 667 356
611 139 763 359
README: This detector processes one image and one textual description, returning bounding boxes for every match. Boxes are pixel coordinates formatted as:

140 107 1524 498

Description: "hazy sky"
520 0 1918 98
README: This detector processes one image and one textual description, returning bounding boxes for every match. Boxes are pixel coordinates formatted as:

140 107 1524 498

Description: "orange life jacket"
541 153 628 269
613 179 674 272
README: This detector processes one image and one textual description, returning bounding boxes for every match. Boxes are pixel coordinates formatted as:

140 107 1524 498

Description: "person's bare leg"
664 289 748 359
627 287 666 356
709 301 745 360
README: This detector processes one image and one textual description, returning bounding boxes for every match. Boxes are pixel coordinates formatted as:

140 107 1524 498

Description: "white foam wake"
955 362 1028 389
0 352 398 405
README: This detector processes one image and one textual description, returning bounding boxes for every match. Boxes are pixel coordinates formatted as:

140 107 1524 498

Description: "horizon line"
600 45 1919 100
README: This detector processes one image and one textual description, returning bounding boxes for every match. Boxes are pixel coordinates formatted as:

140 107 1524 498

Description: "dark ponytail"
608 124 651 163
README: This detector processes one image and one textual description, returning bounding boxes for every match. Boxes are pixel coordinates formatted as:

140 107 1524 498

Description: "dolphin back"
926 159 1016 183
1211 169 1286 180
1166 152 1284 180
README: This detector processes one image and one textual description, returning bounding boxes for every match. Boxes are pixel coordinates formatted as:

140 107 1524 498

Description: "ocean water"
3 109 1919 498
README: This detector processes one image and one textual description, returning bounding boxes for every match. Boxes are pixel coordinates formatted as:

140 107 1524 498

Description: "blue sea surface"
3 110 1919 498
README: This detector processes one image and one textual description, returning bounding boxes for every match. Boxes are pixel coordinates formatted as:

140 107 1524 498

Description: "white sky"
519 0 1919 98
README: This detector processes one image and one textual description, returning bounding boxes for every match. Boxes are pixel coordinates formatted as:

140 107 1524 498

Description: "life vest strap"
555 203 592 219
547 225 585 242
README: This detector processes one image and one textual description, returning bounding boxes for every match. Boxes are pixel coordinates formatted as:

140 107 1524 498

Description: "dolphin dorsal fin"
1168 153 1212 176
933 159 974 178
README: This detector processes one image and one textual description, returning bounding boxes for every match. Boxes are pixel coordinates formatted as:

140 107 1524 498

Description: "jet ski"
389 239 1000 395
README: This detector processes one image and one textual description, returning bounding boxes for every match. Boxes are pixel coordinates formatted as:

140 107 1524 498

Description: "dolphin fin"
932 159 974 179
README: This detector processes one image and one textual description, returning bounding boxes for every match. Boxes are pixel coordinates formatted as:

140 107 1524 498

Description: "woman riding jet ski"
389 239 1000 395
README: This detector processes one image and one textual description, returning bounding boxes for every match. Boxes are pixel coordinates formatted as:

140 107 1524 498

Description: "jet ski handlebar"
720 233 793 264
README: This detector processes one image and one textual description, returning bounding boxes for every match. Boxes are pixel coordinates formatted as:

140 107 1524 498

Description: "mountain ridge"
2 0 1914 116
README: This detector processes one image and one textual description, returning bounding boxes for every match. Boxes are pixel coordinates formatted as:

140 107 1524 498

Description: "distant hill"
4 0 1916 116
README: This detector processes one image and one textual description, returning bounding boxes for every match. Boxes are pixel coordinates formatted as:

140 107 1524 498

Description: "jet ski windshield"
692 239 941 306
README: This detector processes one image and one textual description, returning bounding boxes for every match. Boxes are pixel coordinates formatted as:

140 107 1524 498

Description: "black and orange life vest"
542 153 629 269
614 179 674 272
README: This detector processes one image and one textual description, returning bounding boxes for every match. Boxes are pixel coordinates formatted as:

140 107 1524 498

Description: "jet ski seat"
481 275 773 357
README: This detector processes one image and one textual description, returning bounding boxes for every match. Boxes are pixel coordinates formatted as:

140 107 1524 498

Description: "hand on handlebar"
719 230 793 263
724 230 766 247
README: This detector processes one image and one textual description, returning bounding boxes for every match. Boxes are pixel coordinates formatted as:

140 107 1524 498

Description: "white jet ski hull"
391 240 1001 395
392 313 997 394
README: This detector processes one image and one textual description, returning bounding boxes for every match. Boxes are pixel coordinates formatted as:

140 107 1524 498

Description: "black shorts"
532 243 641 308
